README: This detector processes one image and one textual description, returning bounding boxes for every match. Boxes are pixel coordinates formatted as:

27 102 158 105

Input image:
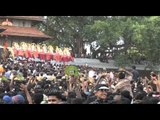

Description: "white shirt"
88 70 95 78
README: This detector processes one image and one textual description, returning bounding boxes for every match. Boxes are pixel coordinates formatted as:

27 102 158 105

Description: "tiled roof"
0 26 6 30
0 26 52 39
0 16 44 22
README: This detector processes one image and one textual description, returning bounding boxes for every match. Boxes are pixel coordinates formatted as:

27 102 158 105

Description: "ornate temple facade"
0 16 51 47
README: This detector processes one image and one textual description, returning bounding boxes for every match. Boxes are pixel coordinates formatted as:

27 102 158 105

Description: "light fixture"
2 19 13 26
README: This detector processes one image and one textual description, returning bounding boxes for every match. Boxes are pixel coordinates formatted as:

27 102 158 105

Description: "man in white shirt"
88 68 95 78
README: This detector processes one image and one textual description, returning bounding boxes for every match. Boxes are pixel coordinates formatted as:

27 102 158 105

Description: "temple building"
0 16 51 47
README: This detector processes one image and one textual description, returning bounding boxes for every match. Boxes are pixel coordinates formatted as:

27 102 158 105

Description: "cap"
94 84 109 92
12 95 25 104
3 95 12 104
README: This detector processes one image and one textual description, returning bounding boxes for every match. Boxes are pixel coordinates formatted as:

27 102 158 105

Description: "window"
23 21 25 27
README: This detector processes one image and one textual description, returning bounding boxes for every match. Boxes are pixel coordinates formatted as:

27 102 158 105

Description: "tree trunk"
74 36 84 58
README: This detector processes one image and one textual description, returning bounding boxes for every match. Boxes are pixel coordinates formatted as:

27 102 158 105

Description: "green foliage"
65 66 79 77
85 17 122 48
1 76 7 81
38 16 160 69
114 54 131 68
40 16 100 55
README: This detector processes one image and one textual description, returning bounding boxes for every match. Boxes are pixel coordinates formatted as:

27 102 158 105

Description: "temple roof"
0 26 52 39
0 16 44 22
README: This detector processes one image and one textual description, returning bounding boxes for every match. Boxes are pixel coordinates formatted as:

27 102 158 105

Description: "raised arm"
20 84 33 104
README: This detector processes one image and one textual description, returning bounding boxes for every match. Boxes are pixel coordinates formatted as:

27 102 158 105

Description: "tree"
133 16 160 69
39 16 160 69
85 16 160 68
41 16 99 57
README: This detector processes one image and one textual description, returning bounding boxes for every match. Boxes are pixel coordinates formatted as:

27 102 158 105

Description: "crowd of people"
7 42 74 62
0 47 160 104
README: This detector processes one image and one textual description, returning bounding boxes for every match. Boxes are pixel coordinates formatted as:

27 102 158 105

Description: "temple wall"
0 36 36 47
12 20 31 27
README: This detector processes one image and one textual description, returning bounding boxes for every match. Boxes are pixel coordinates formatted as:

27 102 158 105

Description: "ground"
52 58 150 70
